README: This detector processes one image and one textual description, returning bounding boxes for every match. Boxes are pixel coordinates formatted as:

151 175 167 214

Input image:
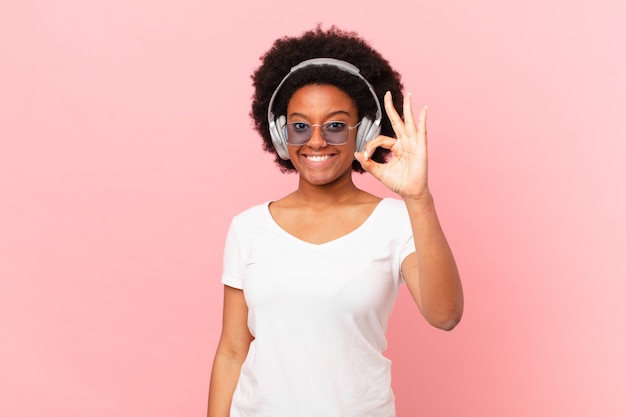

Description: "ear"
270 115 290 160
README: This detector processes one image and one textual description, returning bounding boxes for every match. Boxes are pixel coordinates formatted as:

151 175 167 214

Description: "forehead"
287 84 357 116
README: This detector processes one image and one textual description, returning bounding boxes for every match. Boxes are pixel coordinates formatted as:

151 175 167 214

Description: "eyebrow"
288 110 352 119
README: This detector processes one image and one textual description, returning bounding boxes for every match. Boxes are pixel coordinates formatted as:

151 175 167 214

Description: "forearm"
403 192 464 330
207 350 245 417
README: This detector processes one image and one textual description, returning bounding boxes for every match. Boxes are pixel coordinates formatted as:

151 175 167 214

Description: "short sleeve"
399 234 416 263
221 218 245 289
392 199 416 284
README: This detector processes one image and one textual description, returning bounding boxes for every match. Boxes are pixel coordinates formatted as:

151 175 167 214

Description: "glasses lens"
285 122 311 145
323 122 348 144
284 121 350 145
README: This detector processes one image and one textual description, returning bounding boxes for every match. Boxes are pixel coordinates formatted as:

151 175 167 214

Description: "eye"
291 122 310 132
325 121 347 132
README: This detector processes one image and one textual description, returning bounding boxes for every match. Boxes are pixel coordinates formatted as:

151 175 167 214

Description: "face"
286 84 359 186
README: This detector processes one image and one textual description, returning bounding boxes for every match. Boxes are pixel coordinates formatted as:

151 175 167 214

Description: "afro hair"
250 25 404 173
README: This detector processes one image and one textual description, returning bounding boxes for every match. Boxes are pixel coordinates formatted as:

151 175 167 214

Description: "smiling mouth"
305 155 332 162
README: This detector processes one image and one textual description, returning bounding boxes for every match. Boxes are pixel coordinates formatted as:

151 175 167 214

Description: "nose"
306 125 327 148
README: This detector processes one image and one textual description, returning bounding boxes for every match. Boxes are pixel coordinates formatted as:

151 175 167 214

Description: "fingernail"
364 150 368 161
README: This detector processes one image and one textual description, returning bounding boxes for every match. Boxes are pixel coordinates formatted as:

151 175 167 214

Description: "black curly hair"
251 25 404 173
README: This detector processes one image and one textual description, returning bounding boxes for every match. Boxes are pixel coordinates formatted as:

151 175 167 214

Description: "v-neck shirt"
222 197 415 417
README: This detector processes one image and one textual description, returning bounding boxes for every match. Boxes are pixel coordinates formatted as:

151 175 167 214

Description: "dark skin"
207 84 463 417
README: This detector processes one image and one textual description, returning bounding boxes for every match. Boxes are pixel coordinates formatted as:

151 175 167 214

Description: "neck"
293 174 362 206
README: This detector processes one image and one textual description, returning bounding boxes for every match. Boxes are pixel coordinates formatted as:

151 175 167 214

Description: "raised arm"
355 92 463 330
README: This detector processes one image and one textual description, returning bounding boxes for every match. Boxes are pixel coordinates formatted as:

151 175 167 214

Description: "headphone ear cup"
269 115 290 160
355 117 381 152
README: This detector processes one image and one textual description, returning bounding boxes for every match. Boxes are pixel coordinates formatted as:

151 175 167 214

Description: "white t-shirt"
221 198 415 417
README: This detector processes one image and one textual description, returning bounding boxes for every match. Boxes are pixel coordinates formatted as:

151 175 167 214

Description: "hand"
355 92 430 201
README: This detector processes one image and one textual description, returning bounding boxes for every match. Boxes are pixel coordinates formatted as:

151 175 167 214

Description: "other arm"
207 285 253 417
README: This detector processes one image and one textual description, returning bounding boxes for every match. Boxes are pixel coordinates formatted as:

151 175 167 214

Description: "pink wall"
1 1 624 416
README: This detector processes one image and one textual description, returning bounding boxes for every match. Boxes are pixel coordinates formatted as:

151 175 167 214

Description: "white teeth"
306 155 331 162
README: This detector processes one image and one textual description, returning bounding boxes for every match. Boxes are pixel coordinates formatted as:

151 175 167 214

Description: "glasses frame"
282 120 361 146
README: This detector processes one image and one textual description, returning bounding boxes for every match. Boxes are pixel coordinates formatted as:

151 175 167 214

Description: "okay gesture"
355 92 430 201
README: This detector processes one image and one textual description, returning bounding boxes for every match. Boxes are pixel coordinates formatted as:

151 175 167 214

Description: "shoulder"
378 197 409 213
372 198 412 228
226 202 273 237
224 201 273 247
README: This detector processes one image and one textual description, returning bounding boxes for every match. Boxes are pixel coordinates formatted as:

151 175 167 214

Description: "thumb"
354 150 382 178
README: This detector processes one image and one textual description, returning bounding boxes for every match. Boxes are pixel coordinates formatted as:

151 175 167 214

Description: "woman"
208 26 463 417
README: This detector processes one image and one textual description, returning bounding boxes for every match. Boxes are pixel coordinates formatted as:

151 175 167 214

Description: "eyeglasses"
283 121 360 146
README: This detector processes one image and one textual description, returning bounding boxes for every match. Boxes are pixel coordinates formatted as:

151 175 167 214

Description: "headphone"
267 58 382 160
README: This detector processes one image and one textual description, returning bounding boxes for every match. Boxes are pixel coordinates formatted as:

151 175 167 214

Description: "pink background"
1 0 625 416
